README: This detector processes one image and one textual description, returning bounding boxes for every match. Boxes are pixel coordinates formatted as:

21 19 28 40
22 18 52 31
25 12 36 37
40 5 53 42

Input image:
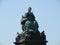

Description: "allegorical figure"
21 7 39 32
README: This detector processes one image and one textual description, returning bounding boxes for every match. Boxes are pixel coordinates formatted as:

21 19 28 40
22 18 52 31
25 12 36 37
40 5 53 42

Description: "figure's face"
28 7 32 12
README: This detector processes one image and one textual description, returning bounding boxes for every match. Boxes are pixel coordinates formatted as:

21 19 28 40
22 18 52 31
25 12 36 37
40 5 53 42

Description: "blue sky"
0 0 60 45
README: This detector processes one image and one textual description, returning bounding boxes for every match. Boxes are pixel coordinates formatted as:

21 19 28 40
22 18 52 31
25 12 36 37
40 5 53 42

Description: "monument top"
21 7 39 32
13 7 48 45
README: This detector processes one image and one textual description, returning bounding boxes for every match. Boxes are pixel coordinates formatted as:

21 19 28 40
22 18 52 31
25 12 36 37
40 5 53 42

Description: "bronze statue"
21 7 39 32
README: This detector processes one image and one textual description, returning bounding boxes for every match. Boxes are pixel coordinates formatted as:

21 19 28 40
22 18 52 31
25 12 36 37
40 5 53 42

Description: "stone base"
14 40 48 45
14 31 48 45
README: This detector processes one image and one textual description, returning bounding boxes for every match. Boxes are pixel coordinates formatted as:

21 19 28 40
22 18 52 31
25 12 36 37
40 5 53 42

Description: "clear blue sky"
0 0 60 45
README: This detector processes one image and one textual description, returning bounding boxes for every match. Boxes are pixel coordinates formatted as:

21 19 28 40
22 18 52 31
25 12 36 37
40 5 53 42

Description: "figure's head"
28 7 32 13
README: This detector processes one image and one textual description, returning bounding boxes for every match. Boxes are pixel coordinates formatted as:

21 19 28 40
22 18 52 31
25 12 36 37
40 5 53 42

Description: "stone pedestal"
14 31 48 45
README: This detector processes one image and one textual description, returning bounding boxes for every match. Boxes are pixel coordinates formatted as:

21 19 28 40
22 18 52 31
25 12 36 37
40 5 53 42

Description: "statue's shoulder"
23 12 29 18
